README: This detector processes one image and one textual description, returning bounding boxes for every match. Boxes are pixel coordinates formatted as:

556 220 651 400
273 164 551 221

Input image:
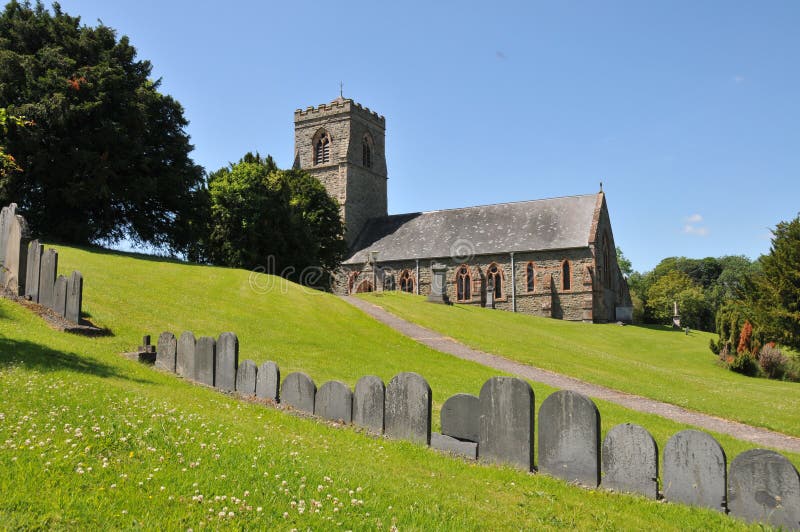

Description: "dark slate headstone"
24 240 43 302
315 381 353 423
431 432 478 460
0 205 10 269
235 359 257 396
194 336 216 386
601 423 659 499
53 275 67 317
479 377 534 471
441 393 479 443
215 332 239 392
663 430 727 512
280 372 316 413
353 375 385 433
384 372 432 445
156 332 177 372
256 361 280 402
176 331 196 379
38 249 58 310
427 263 450 304
538 390 601 486
65 271 83 324
728 449 800 528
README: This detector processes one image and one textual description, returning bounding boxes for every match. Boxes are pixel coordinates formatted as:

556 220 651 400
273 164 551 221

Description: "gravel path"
342 295 800 454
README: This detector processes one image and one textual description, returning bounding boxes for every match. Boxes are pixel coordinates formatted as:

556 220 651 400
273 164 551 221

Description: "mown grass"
0 244 790 529
364 291 800 438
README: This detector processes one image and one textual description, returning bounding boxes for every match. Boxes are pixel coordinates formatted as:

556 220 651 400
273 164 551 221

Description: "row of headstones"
149 332 800 529
0 203 83 324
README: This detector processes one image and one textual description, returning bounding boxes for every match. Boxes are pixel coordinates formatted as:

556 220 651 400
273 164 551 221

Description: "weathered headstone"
235 359 257 396
315 381 353 423
479 377 534 471
38 249 58 310
663 430 727 512
194 336 216 386
65 271 83 324
352 375 385 433
215 332 239 392
53 275 67 317
431 432 478 460
539 390 601 486
156 332 177 372
384 372 432 445
601 423 659 499
2 211 30 295
176 331 196 378
0 204 13 282
427 263 450 304
256 361 280 402
728 449 800 528
280 372 316 413
24 240 43 302
441 393 479 442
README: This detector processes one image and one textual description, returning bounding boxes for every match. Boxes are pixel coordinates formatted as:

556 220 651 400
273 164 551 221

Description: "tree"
0 1 205 251
645 270 708 329
205 153 346 285
615 247 633 278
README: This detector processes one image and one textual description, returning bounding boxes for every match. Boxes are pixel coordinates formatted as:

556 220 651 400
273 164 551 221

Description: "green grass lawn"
364 292 800 438
0 245 791 529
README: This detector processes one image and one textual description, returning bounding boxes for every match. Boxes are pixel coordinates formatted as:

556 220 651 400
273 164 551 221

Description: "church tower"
293 97 388 245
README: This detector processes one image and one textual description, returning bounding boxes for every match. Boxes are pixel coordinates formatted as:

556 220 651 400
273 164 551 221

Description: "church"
293 96 632 322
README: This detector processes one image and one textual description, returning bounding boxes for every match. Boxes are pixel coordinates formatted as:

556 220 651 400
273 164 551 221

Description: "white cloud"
686 213 703 223
733 75 745 84
682 214 709 236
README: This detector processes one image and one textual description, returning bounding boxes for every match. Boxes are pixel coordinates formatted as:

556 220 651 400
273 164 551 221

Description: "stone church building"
294 97 632 322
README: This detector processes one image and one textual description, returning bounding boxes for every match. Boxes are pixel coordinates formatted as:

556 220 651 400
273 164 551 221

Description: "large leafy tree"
0 1 204 250
645 269 708 329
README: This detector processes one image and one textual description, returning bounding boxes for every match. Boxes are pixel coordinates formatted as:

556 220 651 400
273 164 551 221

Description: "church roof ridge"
409 192 600 217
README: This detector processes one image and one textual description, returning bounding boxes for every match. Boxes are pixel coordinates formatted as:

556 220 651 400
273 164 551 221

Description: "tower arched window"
362 134 373 168
313 130 331 165
399 270 414 293
456 265 472 302
487 263 504 299
561 260 572 291
526 262 536 292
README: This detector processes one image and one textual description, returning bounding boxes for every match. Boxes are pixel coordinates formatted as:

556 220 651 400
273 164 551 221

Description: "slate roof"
344 193 600 264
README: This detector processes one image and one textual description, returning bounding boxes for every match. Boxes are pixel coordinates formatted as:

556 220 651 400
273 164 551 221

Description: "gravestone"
53 275 67 317
280 372 316 413
728 448 800 528
194 336 216 386
215 332 239 392
24 240 43 302
431 432 478 460
352 375 385 433
663 430 727 512
2 211 30 295
235 359 257 396
539 390 601 486
427 263 450 304
315 381 353 423
176 331 196 378
601 423 659 499
256 361 280 402
441 393 479 442
156 332 177 372
479 377 534 471
65 271 83 324
0 204 13 283
38 249 58 310
384 372 432 445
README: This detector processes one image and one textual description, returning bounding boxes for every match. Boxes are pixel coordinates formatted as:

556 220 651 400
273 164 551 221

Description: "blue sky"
57 0 800 272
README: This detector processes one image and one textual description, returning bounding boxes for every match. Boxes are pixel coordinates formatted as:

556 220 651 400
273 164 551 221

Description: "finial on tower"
339 81 343 99
599 181 603 192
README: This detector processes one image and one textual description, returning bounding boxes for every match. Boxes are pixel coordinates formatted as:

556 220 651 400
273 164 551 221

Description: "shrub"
729 352 760 377
737 320 753 354
758 343 788 379
709 338 720 355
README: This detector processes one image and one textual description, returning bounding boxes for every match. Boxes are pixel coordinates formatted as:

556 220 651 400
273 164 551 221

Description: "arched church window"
526 262 535 292
362 134 373 168
562 260 571 291
314 130 331 165
399 270 414 293
456 265 471 302
487 263 503 299
602 233 611 285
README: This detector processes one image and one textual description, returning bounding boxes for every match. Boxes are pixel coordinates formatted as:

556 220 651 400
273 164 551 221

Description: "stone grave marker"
663 430 727 512
256 361 280 402
601 423 659 499
384 372 432 445
194 336 216 386
539 390 601 486
176 331 196 378
24 240 43 302
441 393 479 442
479 377 534 471
235 359 257 396
280 372 316 413
53 275 67 317
2 210 30 295
728 448 800 528
65 271 83 324
156 332 177 372
215 332 239 392
431 433 478 460
427 263 450 304
38 249 58 310
352 375 385 433
315 381 353 423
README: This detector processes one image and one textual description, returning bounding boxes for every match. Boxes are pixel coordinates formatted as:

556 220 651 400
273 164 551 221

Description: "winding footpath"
341 296 800 454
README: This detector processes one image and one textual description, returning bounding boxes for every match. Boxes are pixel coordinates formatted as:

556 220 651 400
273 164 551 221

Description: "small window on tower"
314 130 331 165
362 134 373 168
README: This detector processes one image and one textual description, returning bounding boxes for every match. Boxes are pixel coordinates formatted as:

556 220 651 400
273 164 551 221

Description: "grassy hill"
364 292 800 438
0 245 791 529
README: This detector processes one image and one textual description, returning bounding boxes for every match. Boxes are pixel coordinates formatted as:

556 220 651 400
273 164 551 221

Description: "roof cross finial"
599 181 603 192
339 81 343 99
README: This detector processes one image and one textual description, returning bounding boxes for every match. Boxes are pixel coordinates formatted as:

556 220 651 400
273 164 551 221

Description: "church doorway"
355 280 374 293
